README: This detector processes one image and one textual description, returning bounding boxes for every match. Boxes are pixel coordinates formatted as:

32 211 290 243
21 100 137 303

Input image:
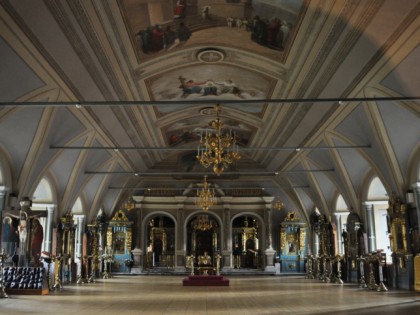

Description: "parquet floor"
1 275 419 315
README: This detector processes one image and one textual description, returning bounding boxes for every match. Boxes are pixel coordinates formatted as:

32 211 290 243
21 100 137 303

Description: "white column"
363 202 376 252
264 203 276 272
334 213 343 255
43 205 56 254
313 230 320 256
74 215 85 261
0 186 8 212
0 186 9 254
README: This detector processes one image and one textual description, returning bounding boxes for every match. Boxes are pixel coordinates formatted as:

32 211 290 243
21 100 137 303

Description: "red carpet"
182 275 230 286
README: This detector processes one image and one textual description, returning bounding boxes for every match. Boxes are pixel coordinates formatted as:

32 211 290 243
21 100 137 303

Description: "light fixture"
123 197 135 211
273 197 284 211
195 176 216 211
196 104 241 175
192 214 213 231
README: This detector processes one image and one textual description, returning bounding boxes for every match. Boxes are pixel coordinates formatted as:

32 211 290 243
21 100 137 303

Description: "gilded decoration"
107 209 133 272
279 211 307 273
387 193 408 255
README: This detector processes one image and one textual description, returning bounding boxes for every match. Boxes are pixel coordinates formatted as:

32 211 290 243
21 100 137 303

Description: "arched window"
32 176 55 212
334 195 349 255
71 197 84 214
367 177 387 201
366 176 391 262
33 177 53 204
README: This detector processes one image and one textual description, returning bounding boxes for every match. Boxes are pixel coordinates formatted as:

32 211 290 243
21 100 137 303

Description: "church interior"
0 0 419 313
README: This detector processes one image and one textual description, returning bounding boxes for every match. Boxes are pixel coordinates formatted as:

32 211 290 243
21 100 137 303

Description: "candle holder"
358 256 367 288
102 253 114 279
365 255 378 290
306 255 314 279
375 252 388 292
41 252 53 291
334 255 344 284
53 256 63 290
0 248 9 298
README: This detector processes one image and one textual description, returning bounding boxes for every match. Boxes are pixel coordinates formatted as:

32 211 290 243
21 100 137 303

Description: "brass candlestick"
76 256 86 284
358 256 367 288
0 248 9 298
41 254 53 290
53 256 63 290
215 253 222 276
306 255 314 279
334 255 344 284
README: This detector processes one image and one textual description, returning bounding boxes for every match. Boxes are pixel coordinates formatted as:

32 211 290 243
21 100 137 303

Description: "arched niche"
186 213 220 260
107 210 133 272
231 215 262 269
279 211 308 273
145 215 176 269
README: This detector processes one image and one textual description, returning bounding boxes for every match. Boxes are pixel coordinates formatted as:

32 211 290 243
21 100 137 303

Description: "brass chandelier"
196 104 241 175
192 214 213 231
195 176 216 211
123 197 135 211
273 197 284 211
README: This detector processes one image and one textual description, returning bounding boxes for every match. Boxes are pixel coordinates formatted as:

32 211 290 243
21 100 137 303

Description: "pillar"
264 202 276 272
334 213 343 255
74 215 85 260
0 186 8 212
175 197 187 271
43 205 56 254
74 215 85 278
313 229 320 256
131 196 144 274
363 202 376 252
412 183 420 233
221 197 232 268
0 187 9 250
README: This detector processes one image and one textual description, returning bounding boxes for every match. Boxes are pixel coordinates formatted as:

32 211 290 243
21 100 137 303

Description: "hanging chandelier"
192 214 213 231
273 197 284 211
196 104 241 175
123 197 134 211
195 176 216 211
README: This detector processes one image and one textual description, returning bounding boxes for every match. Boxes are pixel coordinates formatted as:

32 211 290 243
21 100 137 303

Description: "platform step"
183 275 230 286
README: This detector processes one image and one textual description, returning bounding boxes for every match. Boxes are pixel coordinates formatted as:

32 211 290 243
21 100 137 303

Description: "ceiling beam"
85 170 334 176
2 96 419 107
51 145 371 151
109 185 310 190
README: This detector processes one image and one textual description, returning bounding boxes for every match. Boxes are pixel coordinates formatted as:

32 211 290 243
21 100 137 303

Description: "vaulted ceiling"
0 0 419 224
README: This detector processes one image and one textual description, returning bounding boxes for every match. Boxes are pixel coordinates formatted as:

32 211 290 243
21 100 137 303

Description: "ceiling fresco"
147 63 275 110
119 0 305 61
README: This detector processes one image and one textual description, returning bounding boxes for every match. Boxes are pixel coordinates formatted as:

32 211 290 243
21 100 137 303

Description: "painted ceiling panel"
0 38 44 102
335 105 372 145
148 64 275 108
333 138 370 196
32 108 89 203
308 160 336 208
50 108 88 145
84 143 113 171
122 0 304 63
378 101 420 176
307 143 336 169
83 173 106 208
381 45 420 97
49 137 87 201
0 107 42 180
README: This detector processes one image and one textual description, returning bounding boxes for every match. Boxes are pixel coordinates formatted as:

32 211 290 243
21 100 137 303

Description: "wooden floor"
1 275 420 314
